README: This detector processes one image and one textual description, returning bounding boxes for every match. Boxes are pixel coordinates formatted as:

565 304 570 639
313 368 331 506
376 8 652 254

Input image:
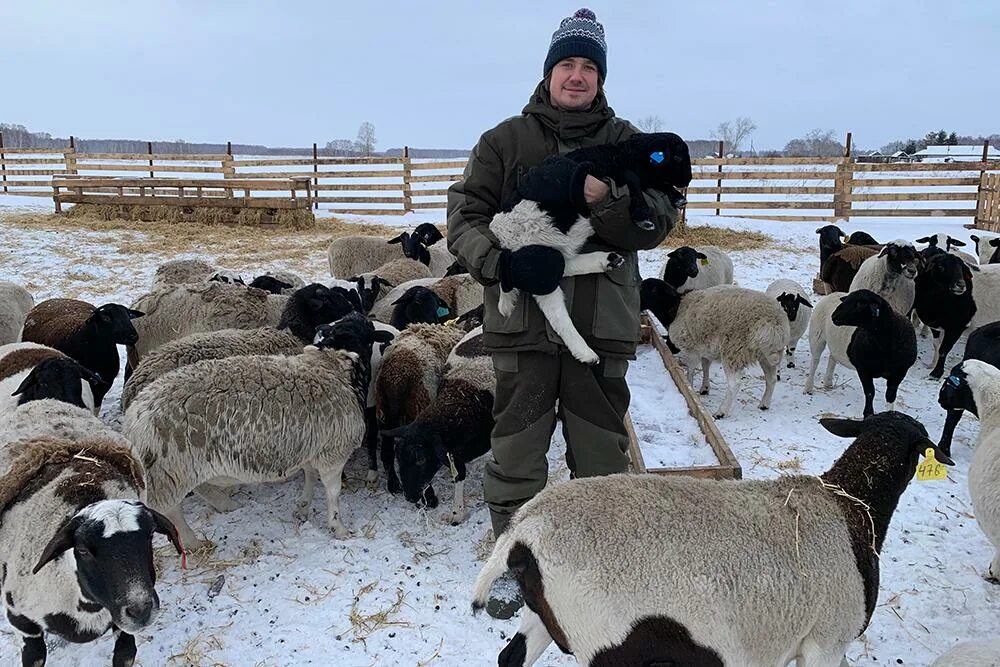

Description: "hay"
344 582 411 645
63 202 317 229
663 223 788 251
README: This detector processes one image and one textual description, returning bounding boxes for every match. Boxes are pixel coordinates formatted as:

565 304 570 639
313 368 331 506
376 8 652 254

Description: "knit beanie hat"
543 8 608 81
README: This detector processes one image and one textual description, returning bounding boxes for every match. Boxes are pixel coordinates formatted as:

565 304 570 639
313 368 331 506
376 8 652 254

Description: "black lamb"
937 321 1000 455
913 252 978 379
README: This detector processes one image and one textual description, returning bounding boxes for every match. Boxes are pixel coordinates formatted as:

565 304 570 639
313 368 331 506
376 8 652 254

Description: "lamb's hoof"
293 502 310 523
759 404 769 411
572 348 601 365
330 524 350 540
448 509 469 526
605 252 625 270
713 412 725 420
699 388 709 396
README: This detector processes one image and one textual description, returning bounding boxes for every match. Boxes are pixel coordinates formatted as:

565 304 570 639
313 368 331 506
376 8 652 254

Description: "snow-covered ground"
0 204 998 666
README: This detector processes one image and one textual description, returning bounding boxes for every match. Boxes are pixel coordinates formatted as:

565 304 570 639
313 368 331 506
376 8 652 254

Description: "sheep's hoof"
605 252 625 271
786 361 795 369
293 503 310 523
713 412 725 420
330 524 350 540
759 404 769 411
448 509 469 526
699 388 709 396
984 569 999 585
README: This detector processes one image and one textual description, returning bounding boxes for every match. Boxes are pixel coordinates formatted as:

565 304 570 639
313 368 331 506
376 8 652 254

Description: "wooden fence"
2 134 998 221
977 173 1000 232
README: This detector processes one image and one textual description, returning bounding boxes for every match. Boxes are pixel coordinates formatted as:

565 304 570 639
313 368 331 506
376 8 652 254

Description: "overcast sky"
2 1 997 151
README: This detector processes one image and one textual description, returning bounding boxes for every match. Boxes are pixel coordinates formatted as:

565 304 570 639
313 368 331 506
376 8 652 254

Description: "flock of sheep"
0 216 999 665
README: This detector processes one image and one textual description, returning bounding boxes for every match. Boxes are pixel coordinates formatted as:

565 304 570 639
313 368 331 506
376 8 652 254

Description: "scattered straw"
341 582 411 646
816 477 878 557
473 528 496 562
166 622 232 666
663 223 793 252
418 639 445 666
63 202 318 229
777 456 803 472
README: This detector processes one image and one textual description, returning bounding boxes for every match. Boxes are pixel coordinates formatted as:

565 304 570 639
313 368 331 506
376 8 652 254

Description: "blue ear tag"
436 306 451 318
649 151 666 165
947 375 961 387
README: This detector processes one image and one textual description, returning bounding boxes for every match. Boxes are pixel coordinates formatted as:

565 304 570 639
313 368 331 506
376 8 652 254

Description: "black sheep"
20 299 144 407
913 253 978 378
248 275 293 294
816 225 847 267
937 322 1000 455
831 289 917 418
660 246 706 289
846 230 878 246
411 222 444 248
389 286 451 330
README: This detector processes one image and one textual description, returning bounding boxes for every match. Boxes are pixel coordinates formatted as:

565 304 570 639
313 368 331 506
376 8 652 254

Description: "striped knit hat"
543 8 608 81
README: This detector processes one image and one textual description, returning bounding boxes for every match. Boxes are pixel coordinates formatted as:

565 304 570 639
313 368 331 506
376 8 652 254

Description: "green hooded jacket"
446 81 678 359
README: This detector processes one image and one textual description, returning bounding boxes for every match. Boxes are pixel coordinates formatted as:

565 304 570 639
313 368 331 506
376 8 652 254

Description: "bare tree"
711 117 757 154
783 129 844 157
325 138 358 155
356 122 377 157
636 115 664 133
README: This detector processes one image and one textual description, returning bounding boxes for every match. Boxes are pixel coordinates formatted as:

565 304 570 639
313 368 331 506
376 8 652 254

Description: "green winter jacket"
446 81 678 358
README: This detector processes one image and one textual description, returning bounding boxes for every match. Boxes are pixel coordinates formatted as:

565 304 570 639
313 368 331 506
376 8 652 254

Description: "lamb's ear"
373 330 395 345
819 417 864 438
948 237 966 247
10 372 37 397
919 439 956 466
915 236 933 244
146 506 184 555
971 234 981 243
797 295 813 307
877 246 891 257
33 520 76 574
387 233 408 245
696 252 707 260
989 238 1000 248
127 309 145 319
815 227 824 234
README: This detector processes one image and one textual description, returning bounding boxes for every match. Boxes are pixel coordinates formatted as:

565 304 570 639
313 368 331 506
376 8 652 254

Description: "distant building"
912 144 1000 163
890 150 913 163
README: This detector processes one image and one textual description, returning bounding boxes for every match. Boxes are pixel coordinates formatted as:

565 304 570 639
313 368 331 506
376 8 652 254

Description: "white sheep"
0 398 128 448
0 342 99 418
0 281 33 345
472 411 951 667
661 245 735 293
848 240 920 315
930 638 1000 666
640 281 788 418
967 264 1000 331
764 278 812 368
328 233 452 278
971 234 1000 265
370 274 482 324
916 232 980 266
122 313 391 548
151 258 217 288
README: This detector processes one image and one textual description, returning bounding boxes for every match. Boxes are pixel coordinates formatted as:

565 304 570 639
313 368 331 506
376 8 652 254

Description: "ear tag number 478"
915 448 947 482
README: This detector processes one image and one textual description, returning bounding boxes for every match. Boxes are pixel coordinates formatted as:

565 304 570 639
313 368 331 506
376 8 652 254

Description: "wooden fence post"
0 131 6 193
65 136 78 177
147 141 154 178
832 132 853 221
715 140 724 216
222 141 234 180
313 142 319 211
976 140 992 228
402 146 413 213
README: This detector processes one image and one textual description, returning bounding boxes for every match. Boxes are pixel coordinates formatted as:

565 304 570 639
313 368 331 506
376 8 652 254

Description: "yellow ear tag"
699 258 709 266
915 448 948 482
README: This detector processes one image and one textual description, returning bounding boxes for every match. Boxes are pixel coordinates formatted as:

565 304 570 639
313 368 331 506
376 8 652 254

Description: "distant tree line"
879 129 1000 155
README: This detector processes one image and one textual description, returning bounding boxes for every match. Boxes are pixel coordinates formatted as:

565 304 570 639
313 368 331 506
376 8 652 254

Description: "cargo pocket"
484 283 530 334
593 251 641 342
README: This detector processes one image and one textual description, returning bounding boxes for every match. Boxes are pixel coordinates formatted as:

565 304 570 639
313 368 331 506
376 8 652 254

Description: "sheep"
938 359 1000 583
410 222 445 248
388 286 454 331
122 312 392 548
971 234 1000 265
327 232 452 278
639 280 787 418
913 252 978 378
374 323 467 495
764 278 812 368
816 224 849 268
120 283 357 410
369 257 433 294
127 281 289 365
820 244 879 293
151 258 217 287
247 270 306 295
661 245 735 293
846 230 878 245
805 290 917 417
0 281 33 345
0 398 127 449
0 435 182 667
19 299 143 407
848 240 921 315
930 638 1000 666
472 411 952 667
965 265 1000 331
936 322 1000 455
370 274 483 325
0 343 101 418
916 233 979 266
382 326 494 523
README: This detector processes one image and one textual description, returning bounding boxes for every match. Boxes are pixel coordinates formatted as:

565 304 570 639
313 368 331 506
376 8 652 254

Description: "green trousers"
485 349 631 535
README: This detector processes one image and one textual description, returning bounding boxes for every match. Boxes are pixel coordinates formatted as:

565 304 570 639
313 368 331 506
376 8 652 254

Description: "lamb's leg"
805 338 826 394
930 327 962 379
786 344 796 369
715 366 742 419
498 608 555 667
759 357 778 410
927 328 942 369
562 251 624 276
163 504 206 551
12 618 45 667
699 357 711 395
317 459 350 539
498 288 519 317
859 372 877 417
884 374 906 413
823 356 837 390
112 629 137 667
382 432 401 494
938 409 963 457
194 483 242 513
294 465 318 522
533 288 600 364
450 478 467 526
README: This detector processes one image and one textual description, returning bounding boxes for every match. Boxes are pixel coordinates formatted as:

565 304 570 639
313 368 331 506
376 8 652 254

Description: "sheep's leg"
381 432 402 494
294 466 318 522
805 338 826 394
795 638 850 667
926 328 942 369
562 251 624 277
684 354 696 387
163 503 206 552
859 373 877 418
930 327 962 379
533 289 600 364
786 344 796 369
699 358 711 395
884 374 905 413
758 357 778 410
499 608 554 667
937 409 963 457
364 406 379 485
112 629 137 667
194 483 242 513
12 618 45 667
498 288 519 317
715 366 742 419
987 551 1000 584
317 459 350 539
822 356 837 390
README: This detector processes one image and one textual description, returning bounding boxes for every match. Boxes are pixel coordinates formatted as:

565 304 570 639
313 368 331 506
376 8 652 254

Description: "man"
446 8 681 616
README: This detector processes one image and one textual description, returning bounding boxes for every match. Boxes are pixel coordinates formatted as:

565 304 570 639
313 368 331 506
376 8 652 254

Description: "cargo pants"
484 349 631 535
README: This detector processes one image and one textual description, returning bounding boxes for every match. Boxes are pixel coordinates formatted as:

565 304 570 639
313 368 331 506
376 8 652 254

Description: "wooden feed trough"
625 316 741 480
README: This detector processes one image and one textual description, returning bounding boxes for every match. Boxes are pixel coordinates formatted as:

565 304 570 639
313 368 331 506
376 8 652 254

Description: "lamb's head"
775 292 812 323
248 275 293 294
662 246 706 288
208 270 245 285
846 230 878 246
389 286 451 330
11 357 101 409
816 225 847 254
388 232 431 267
916 233 966 253
624 132 692 190
923 253 974 296
640 278 682 329
831 289 890 328
90 303 144 346
33 499 183 633
384 423 445 506
940 359 1000 417
279 283 359 343
878 241 920 279
346 273 388 312
411 223 444 248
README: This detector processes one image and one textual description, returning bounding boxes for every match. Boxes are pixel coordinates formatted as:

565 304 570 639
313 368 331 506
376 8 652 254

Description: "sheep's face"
640 278 682 329
411 223 444 248
663 247 705 288
346 275 384 312
11 357 101 408
91 303 143 346
394 429 444 505
548 57 599 111
775 292 812 322
302 284 360 324
879 243 920 279
627 132 693 190
923 254 969 295
388 232 432 267
248 275 293 294
816 225 847 252
939 365 976 416
32 500 183 634
831 289 888 327
390 287 450 330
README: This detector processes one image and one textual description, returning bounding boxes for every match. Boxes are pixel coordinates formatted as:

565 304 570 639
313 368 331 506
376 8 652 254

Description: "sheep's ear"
797 295 813 307
948 237 966 247
696 252 708 260
378 278 395 288
33 520 76 574
990 238 1000 248
919 439 956 466
391 294 413 306
819 417 863 438
10 372 36 397
387 233 408 245
877 246 890 257
146 506 184 555
127 308 145 319
814 227 824 234
915 236 932 244
373 330 395 345
965 261 980 274
971 235 981 243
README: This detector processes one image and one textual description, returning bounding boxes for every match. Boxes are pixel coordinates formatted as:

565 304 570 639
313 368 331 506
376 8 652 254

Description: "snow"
1 204 999 666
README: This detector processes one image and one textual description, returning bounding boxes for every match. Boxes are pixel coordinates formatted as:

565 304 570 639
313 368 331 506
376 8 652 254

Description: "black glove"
497 245 566 295
517 155 591 215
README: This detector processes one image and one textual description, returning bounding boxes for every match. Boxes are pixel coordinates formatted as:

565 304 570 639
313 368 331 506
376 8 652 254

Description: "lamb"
0 281 33 345
913 252 978 378
127 281 289 364
472 411 952 667
805 290 917 417
19 299 143 407
120 283 357 410
820 244 879 293
151 257 217 287
382 326 494 524
916 233 979 266
816 224 849 268
970 234 1000 265
0 435 182 667
846 230 878 245
764 278 812 368
930 638 1000 666
374 323 467 494
661 245 735 293
848 241 921 315
639 280 788 418
0 342 101 417
938 359 1000 583
122 312 392 548
247 270 305 295
936 322 1000 455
